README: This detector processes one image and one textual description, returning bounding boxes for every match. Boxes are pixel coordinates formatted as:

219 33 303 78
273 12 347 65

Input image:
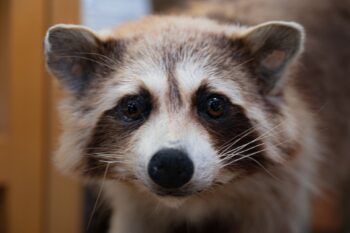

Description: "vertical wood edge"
44 1 83 233
7 0 46 232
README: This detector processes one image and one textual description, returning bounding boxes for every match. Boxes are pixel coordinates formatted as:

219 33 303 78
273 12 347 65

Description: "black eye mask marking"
193 85 272 173
108 91 152 123
84 89 153 178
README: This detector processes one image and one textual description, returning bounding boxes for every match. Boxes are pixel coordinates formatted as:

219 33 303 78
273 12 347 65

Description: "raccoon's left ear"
239 21 305 95
44 24 122 94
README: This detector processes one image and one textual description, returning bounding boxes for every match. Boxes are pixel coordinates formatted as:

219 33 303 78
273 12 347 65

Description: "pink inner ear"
71 63 83 77
261 50 286 70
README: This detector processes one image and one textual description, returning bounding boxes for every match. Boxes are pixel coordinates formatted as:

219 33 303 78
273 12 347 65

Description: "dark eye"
115 94 151 122
122 100 143 120
206 96 226 118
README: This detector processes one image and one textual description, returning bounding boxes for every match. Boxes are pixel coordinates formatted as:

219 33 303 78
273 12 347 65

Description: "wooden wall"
0 0 81 233
45 1 82 233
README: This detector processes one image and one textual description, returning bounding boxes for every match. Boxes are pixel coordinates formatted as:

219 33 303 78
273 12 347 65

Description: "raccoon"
44 0 350 232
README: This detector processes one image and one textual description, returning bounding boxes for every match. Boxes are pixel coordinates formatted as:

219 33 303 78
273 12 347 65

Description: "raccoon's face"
45 17 304 203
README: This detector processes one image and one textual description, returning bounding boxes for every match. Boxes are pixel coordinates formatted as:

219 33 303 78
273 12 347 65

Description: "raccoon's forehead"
97 55 248 112
107 16 242 40
95 31 254 110
48 16 304 116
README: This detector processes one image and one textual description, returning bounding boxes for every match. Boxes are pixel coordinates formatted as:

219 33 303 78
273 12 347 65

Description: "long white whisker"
245 157 281 181
87 162 110 229
220 141 267 163
218 126 257 155
222 139 290 168
223 123 284 158
218 121 285 159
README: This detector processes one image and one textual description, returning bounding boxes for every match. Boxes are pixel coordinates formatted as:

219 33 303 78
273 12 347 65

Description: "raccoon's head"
45 17 305 205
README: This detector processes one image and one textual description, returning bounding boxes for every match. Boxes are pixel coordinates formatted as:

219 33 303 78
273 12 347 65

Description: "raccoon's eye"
123 100 142 119
197 94 228 120
206 96 226 118
115 95 151 122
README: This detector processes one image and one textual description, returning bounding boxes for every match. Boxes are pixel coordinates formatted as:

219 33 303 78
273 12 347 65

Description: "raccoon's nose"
148 149 194 189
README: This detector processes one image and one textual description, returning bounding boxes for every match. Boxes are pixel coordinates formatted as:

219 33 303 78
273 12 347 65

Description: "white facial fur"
46 18 305 208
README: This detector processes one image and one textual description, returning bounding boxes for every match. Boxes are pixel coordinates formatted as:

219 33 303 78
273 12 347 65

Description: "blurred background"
0 0 344 233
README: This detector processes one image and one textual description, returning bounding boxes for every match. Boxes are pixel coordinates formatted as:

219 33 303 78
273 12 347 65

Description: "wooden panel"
45 1 82 233
4 0 46 232
0 0 81 232
0 0 10 138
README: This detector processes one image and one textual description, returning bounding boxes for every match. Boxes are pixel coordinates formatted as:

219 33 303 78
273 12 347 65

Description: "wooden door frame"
0 0 46 232
45 1 82 233
0 0 81 232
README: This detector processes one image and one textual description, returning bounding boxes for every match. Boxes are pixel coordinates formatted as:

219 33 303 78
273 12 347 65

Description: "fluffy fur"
44 1 350 232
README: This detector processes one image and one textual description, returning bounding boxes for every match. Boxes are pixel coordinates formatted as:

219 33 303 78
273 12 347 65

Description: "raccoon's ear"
239 21 305 95
44 24 112 93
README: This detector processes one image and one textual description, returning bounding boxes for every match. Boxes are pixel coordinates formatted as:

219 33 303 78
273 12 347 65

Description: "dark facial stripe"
163 51 183 111
84 113 136 178
84 89 153 178
193 84 272 173
167 68 183 111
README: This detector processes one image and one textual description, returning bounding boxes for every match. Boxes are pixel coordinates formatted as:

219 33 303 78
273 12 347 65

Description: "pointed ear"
44 24 113 93
239 21 305 95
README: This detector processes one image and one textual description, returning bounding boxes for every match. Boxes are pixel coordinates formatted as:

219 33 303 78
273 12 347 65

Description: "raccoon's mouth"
151 186 204 197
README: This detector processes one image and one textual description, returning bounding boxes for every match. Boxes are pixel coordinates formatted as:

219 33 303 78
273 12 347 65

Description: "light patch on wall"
81 0 152 30
0 0 10 136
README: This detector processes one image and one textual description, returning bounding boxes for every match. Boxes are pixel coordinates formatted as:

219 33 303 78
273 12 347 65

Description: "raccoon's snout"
148 149 194 189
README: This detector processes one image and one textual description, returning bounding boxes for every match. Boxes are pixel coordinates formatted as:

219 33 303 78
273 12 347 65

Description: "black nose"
148 149 194 189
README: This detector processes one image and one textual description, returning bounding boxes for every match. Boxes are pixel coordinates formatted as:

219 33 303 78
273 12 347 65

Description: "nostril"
148 148 194 189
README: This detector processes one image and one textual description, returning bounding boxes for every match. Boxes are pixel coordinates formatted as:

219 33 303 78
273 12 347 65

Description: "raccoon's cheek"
80 119 143 179
214 167 237 185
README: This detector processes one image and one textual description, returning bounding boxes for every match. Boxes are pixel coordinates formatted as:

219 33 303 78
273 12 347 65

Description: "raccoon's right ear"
44 24 118 93
237 21 305 95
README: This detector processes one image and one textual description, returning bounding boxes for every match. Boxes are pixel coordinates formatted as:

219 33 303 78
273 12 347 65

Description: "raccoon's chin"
157 197 187 209
155 195 188 209
145 185 205 208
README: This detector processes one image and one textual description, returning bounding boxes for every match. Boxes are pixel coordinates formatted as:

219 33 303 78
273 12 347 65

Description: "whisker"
218 120 285 158
223 147 269 167
222 122 284 158
83 164 110 172
99 159 124 163
87 162 110 230
233 57 255 68
222 139 290 169
220 141 267 163
75 52 117 65
218 126 257 155
244 157 280 181
56 55 116 70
